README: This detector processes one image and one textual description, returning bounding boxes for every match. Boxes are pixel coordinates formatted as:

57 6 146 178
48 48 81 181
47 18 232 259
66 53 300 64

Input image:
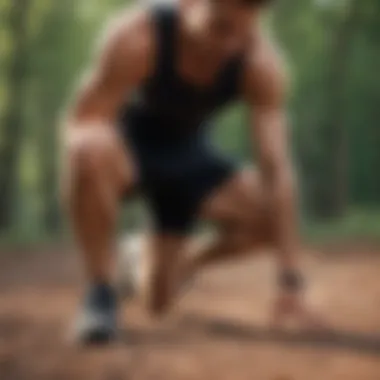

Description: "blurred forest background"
0 0 379 245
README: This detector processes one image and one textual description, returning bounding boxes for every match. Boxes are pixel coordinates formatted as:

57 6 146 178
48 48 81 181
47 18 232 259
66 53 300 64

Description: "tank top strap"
151 4 178 82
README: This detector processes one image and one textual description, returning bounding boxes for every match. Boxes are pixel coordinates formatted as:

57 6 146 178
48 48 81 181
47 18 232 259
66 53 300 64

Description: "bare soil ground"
1 245 380 380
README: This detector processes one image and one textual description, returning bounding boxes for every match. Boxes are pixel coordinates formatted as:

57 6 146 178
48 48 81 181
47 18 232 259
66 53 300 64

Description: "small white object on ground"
115 233 146 299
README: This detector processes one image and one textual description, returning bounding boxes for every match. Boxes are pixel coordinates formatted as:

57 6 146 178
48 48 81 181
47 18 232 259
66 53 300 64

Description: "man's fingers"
270 295 332 332
298 308 333 331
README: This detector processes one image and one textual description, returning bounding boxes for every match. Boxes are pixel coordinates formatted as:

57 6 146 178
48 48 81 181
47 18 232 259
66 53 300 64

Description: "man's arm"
66 7 153 128
244 43 331 329
244 40 300 279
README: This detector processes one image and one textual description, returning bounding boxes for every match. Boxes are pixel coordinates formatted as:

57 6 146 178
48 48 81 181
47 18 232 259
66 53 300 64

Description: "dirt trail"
1 247 380 380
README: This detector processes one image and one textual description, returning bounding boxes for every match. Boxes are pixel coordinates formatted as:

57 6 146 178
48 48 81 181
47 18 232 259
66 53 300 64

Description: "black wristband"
278 270 304 291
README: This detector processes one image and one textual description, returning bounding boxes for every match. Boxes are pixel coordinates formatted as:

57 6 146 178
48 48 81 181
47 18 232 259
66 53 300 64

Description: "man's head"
188 0 273 58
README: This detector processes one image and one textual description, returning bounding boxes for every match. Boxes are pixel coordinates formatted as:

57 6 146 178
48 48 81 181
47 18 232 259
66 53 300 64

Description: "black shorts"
121 119 237 234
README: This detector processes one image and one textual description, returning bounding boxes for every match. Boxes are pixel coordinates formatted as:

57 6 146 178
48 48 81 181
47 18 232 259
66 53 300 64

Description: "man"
62 0 320 344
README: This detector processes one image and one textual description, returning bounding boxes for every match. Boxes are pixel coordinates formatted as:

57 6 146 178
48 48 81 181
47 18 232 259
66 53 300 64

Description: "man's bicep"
248 80 290 174
245 44 291 174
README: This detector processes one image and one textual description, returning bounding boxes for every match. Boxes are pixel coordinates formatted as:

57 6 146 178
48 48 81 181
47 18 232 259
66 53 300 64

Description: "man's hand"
271 290 330 331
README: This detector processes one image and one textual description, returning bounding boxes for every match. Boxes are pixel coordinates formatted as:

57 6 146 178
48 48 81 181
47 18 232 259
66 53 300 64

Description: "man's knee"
234 196 276 246
70 129 109 170
60 129 118 206
64 128 117 183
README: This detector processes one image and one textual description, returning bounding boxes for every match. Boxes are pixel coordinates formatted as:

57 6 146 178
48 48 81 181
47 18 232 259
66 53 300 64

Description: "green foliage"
304 207 380 243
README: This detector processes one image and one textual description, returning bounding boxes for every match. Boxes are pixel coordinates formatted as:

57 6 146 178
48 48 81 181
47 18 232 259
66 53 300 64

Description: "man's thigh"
200 167 267 226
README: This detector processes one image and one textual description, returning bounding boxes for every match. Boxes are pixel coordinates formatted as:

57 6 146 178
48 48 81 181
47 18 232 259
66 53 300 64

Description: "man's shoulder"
92 5 156 82
246 30 287 77
242 29 289 104
100 6 154 60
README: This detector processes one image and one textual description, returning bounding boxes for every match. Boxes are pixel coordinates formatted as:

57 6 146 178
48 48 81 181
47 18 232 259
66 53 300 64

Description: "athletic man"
62 0 320 344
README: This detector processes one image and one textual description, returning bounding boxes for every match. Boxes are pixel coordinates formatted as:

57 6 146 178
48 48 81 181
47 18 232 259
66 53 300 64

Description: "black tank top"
121 4 244 146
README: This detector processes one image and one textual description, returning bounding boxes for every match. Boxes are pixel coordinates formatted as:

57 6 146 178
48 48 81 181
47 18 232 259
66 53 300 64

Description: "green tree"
0 0 32 228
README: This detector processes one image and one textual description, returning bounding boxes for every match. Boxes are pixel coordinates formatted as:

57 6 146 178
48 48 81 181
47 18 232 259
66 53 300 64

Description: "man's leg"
117 169 270 310
185 168 273 276
146 234 188 315
61 127 135 343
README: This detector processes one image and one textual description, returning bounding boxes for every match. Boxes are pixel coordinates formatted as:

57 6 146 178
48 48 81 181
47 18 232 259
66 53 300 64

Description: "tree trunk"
38 89 62 233
32 0 76 234
0 0 31 228
315 0 362 218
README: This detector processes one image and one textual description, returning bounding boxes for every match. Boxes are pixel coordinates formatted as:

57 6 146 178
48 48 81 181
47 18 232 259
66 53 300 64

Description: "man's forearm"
268 168 300 272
